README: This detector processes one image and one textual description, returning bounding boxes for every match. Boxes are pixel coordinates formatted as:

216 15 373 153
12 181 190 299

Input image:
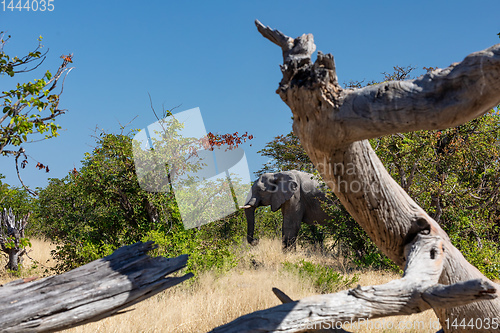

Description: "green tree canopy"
0 176 32 217
34 121 254 272
34 132 173 270
256 131 314 176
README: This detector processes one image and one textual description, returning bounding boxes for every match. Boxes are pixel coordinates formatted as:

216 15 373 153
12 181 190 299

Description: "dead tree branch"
249 20 500 332
0 241 193 332
211 235 497 332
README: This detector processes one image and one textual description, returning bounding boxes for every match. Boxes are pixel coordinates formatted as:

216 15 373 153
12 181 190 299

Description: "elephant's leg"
282 219 301 251
245 206 259 246
281 200 304 251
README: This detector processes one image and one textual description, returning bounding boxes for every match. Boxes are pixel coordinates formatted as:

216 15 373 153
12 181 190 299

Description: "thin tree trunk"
7 249 20 270
0 208 29 271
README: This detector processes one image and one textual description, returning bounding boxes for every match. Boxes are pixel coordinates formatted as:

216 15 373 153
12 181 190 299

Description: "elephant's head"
240 172 298 246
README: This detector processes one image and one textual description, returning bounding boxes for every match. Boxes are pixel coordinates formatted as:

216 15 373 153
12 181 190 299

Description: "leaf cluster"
0 177 33 217
1 32 73 193
256 131 315 176
1 33 71 153
282 259 359 294
0 33 45 77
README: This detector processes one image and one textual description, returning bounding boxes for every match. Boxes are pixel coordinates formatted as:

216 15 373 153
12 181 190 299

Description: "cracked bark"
0 208 30 271
0 242 193 332
222 20 500 332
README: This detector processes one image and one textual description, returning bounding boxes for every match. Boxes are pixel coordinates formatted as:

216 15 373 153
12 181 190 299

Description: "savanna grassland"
2 33 500 333
3 109 500 332
1 237 441 333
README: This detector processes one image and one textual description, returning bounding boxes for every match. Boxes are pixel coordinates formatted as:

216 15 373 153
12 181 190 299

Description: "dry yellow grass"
57 238 438 333
1 237 444 332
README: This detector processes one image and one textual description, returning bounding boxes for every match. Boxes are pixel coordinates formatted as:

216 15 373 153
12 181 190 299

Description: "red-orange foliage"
202 131 253 151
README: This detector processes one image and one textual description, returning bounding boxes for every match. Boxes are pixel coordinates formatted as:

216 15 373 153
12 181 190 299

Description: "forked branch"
211 234 497 332
252 21 500 332
255 20 500 147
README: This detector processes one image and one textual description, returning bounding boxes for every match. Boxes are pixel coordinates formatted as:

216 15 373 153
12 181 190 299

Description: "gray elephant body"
242 170 333 249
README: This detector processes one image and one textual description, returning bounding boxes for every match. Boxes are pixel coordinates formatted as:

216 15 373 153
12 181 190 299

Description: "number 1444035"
2 0 54 11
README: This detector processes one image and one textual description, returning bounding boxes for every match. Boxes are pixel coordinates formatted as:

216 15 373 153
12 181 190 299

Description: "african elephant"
240 170 333 250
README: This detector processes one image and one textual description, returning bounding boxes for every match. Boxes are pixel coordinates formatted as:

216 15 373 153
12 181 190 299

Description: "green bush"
447 214 500 280
250 206 282 241
283 259 359 294
141 213 246 276
297 196 399 272
50 240 115 273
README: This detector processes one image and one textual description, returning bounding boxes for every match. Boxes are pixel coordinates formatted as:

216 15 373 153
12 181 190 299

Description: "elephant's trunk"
245 206 259 246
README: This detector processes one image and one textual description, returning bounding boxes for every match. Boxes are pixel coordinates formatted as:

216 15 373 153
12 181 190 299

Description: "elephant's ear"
270 172 298 212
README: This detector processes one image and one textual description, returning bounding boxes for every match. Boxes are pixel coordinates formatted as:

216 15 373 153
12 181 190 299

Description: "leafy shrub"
50 240 115 273
297 197 399 272
447 214 500 280
283 259 359 294
142 213 245 276
32 131 247 273
251 206 282 241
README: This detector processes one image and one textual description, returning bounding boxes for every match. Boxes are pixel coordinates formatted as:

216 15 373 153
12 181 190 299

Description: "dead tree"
213 21 500 332
0 208 30 271
0 241 193 332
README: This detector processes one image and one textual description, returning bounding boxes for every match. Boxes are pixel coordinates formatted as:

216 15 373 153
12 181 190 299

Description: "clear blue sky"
1 0 499 190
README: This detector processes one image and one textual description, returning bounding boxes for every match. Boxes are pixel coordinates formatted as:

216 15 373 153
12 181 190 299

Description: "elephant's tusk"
239 205 252 209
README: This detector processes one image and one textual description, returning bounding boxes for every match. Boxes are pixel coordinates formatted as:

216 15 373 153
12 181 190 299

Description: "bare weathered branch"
254 21 500 332
255 20 316 66
211 235 497 332
273 287 294 304
255 20 294 53
0 242 193 332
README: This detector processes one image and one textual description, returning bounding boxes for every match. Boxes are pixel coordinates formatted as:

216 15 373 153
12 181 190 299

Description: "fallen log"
0 241 193 332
